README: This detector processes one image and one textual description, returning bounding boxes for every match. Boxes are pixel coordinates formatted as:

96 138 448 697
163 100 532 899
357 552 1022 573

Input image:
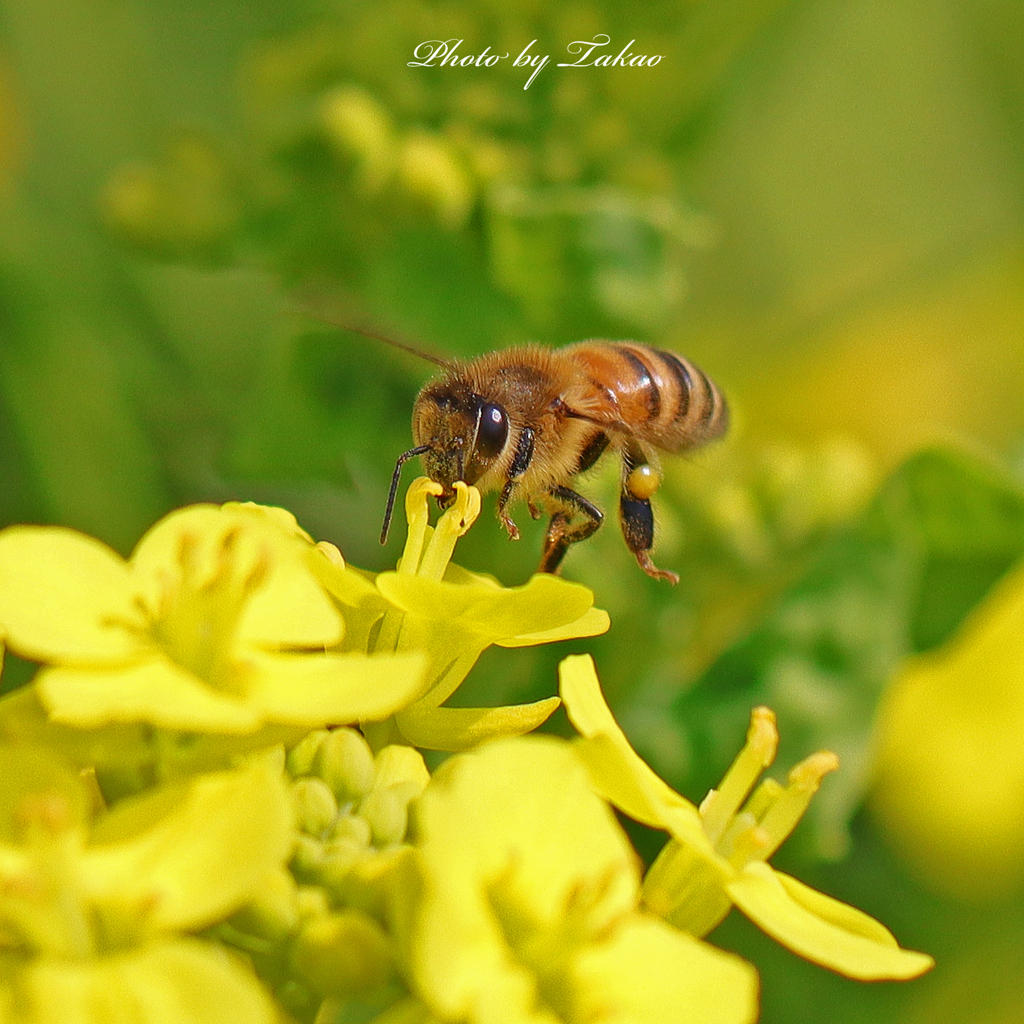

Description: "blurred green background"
1 1 1023 1022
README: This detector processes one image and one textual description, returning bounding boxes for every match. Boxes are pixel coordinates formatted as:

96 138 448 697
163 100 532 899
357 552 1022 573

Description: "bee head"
413 379 509 491
380 376 510 545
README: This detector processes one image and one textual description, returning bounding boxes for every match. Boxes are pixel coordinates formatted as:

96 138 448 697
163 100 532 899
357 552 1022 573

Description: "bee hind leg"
620 485 679 586
538 485 603 574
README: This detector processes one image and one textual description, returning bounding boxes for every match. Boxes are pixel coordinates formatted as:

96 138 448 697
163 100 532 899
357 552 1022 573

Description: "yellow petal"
418 736 640 926
0 526 149 663
872 558 1024 899
312 556 390 656
239 558 344 649
413 736 641 1020
560 655 707 846
0 684 154 773
572 915 759 1024
312 548 383 608
87 758 294 932
573 734 709 851
36 660 262 733
19 937 278 1024
246 650 429 724
725 861 934 980
0 745 91 840
130 504 343 650
398 647 484 710
395 697 561 751
559 653 627 738
496 606 610 647
376 571 596 642
222 500 314 542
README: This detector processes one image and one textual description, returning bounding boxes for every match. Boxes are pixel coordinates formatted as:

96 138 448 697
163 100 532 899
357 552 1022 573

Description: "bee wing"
559 392 639 441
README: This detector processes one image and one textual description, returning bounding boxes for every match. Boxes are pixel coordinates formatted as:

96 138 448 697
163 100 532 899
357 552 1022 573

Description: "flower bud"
287 730 330 778
291 908 397 997
231 868 300 941
360 784 412 848
359 745 430 846
292 833 328 875
314 727 376 803
330 813 372 847
292 777 339 838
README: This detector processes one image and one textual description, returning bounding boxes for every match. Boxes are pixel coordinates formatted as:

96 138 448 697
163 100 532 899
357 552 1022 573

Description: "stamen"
742 777 784 823
753 751 839 860
726 824 771 870
417 482 481 581
397 478 444 576
151 526 273 690
700 707 778 848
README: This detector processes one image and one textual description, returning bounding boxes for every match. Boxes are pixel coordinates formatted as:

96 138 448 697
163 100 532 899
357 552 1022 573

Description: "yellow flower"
559 654 933 981
871 557 1024 899
410 735 759 1024
0 503 427 736
314 478 609 751
0 747 292 1024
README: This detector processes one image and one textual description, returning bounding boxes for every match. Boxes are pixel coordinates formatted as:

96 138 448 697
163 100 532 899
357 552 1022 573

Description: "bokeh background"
1 1 1023 1021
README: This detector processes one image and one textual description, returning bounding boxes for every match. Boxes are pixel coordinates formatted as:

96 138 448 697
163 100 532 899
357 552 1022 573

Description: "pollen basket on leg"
626 464 661 501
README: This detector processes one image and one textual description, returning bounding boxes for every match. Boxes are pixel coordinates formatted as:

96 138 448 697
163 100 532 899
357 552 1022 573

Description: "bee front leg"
538 485 603 575
497 426 536 541
619 459 679 585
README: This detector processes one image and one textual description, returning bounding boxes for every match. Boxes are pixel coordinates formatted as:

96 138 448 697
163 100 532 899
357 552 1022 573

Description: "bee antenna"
381 445 433 545
297 304 453 369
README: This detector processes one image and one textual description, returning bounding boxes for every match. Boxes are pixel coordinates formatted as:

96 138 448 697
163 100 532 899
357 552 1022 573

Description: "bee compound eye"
476 402 509 459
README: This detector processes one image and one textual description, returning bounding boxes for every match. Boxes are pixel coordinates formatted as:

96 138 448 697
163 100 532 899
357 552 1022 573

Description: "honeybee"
382 339 728 584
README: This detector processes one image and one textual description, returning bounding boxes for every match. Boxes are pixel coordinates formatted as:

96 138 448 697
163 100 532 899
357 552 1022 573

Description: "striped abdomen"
564 342 728 452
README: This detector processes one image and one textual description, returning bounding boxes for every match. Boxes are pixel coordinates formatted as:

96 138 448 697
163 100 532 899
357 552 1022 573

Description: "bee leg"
619 493 678 584
620 450 678 584
538 485 603 574
497 426 536 541
498 481 521 540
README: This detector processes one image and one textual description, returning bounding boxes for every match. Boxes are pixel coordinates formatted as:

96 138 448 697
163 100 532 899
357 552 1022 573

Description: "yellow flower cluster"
0 480 930 1024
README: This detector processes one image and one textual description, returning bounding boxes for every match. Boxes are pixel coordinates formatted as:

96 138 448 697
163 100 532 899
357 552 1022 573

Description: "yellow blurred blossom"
871 557 1024 900
410 735 759 1024
0 748 291 1024
0 503 427 736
